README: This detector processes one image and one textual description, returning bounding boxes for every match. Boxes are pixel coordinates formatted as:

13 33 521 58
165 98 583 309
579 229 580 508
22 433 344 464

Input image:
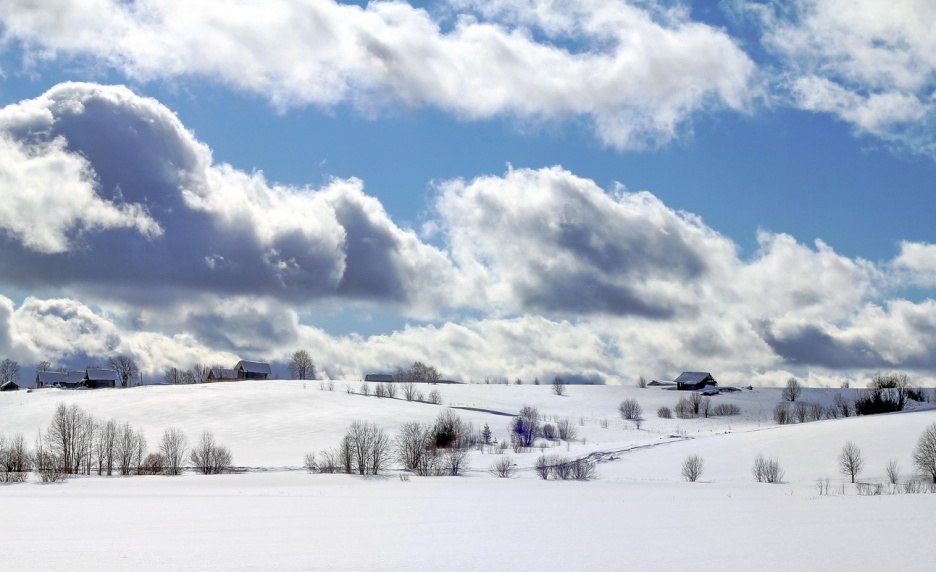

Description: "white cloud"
893 241 936 287
0 83 456 313
758 0 936 154
0 0 755 149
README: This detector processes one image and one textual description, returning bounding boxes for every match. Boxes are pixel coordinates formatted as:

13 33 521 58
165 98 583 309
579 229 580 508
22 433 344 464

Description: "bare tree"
47 403 93 474
345 421 390 475
396 422 434 475
552 376 566 396
510 405 540 449
190 363 211 384
109 355 139 387
400 381 418 401
782 377 802 402
164 367 185 384
0 433 31 483
885 458 900 486
681 455 704 482
637 376 647 388
443 448 468 476
839 441 864 483
556 418 577 440
490 456 516 478
834 393 852 417
94 419 118 476
0 358 20 384
190 431 232 475
289 350 316 380
913 422 936 483
159 428 188 476
115 422 146 475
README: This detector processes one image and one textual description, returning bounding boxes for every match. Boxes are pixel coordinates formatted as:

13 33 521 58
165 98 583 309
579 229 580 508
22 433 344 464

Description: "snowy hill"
2 381 935 571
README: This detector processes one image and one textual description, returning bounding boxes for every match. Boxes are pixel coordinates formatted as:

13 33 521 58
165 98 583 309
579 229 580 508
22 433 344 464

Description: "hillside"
2 381 935 571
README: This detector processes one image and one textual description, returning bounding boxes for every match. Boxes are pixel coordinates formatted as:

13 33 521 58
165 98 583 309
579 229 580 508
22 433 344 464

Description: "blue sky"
0 1 934 386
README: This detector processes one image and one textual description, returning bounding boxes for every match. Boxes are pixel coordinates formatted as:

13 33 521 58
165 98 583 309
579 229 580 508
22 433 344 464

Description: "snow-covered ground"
2 381 936 571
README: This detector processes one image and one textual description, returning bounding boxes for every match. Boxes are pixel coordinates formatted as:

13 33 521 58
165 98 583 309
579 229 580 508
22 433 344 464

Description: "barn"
207 368 238 382
364 374 394 383
674 372 718 391
82 368 119 389
35 370 85 389
234 360 271 380
0 380 20 391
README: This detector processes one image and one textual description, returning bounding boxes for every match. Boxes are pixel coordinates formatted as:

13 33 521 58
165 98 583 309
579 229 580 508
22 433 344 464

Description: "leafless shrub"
313 449 343 474
359 382 370 396
346 421 391 475
618 399 642 421
773 403 791 424
0 434 30 483
374 383 387 398
903 479 924 494
552 376 566 396
159 428 188 476
752 454 785 483
657 406 673 419
443 448 469 476
856 482 883 496
913 422 936 483
570 459 596 480
427 389 443 405
396 422 434 475
556 418 577 441
839 441 864 484
884 458 900 486
139 453 165 475
325 380 335 391
681 455 704 482
807 402 824 421
33 434 66 483
674 397 695 419
115 422 146 476
793 401 809 423
542 423 556 440
599 418 609 429
534 455 551 480
689 393 705 415
816 478 831 495
711 403 740 416
782 377 802 402
382 382 397 398
637 376 647 388
303 452 318 473
834 393 853 417
190 431 232 475
401 381 418 401
490 456 516 478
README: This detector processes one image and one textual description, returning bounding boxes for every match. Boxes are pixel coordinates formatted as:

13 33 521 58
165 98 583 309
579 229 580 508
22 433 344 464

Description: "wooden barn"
364 374 394 383
35 370 85 389
0 380 20 391
207 368 238 382
81 368 119 389
674 371 718 391
234 360 271 380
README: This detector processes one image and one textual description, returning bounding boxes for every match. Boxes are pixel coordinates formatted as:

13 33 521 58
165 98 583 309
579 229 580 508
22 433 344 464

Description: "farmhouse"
35 370 85 389
82 368 119 389
207 368 238 382
234 360 271 380
674 371 718 391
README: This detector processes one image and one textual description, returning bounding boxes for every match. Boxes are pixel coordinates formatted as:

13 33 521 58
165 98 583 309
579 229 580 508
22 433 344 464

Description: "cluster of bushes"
0 403 233 484
534 454 596 480
507 406 578 451
356 381 443 405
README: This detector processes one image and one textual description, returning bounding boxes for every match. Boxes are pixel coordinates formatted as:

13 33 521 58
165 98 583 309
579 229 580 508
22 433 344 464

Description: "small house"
674 371 718 391
234 360 271 380
0 380 20 391
82 368 119 389
207 368 238 382
364 374 394 383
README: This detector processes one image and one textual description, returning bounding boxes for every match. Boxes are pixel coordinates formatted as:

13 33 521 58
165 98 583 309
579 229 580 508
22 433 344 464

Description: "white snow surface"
2 381 936 571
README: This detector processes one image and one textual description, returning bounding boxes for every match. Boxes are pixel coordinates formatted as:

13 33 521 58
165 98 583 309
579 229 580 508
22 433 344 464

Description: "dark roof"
365 374 394 382
85 368 120 382
673 372 715 384
210 368 237 379
0 380 20 391
235 360 272 375
36 371 66 384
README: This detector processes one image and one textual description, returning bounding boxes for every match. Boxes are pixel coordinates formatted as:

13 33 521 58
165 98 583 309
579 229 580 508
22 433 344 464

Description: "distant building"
364 374 394 383
35 370 85 389
234 360 271 380
82 368 119 389
674 372 718 391
207 368 238 382
0 380 20 391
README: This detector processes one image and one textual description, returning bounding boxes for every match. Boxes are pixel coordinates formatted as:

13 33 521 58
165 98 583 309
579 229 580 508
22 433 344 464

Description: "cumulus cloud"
0 82 455 313
893 241 936 287
434 166 737 317
756 0 936 155
0 0 755 149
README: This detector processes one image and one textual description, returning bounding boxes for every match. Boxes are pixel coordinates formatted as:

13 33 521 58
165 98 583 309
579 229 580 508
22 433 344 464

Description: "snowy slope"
2 381 936 571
